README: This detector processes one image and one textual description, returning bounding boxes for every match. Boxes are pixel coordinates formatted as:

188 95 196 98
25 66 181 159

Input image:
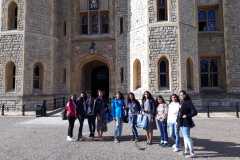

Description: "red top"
65 99 76 118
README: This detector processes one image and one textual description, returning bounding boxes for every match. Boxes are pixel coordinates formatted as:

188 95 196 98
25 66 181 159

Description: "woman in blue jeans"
155 95 168 146
167 94 181 152
178 90 198 158
126 92 141 142
111 91 125 143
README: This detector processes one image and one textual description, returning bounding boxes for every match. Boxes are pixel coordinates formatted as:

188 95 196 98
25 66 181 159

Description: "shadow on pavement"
193 138 240 158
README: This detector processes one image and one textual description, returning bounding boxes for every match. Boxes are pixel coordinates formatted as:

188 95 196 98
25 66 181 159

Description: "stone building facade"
0 0 240 110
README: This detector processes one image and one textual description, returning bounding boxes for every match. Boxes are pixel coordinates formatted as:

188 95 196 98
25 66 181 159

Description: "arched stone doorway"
81 60 109 98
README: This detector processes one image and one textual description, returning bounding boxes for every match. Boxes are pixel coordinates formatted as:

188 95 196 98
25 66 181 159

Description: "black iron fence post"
236 102 239 118
207 104 210 118
1 104 4 116
22 104 25 116
54 98 57 110
62 97 65 107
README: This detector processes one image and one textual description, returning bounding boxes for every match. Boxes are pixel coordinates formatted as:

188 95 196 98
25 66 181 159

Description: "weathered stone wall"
223 0 240 93
0 31 24 96
23 0 55 97
148 0 179 95
115 0 129 94
129 0 149 97
52 0 70 95
178 0 199 92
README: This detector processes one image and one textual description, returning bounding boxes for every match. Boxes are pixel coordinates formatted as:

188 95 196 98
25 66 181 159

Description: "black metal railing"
206 101 239 118
0 96 67 117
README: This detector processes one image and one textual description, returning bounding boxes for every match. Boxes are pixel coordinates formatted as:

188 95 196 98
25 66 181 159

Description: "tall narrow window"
8 2 18 30
33 63 43 90
63 21 67 36
90 12 99 34
198 7 217 31
63 68 66 84
157 0 168 21
80 13 88 34
100 11 109 33
200 58 219 87
120 17 124 34
133 59 141 90
187 58 194 90
5 62 16 91
159 57 169 89
120 67 124 84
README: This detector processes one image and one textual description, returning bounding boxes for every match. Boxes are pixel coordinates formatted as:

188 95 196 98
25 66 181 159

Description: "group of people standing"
64 90 198 158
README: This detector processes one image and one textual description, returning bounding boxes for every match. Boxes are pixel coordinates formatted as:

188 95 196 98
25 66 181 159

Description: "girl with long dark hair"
178 90 198 158
167 94 181 152
111 91 125 143
65 95 77 142
126 92 141 142
95 90 108 139
155 95 168 146
142 91 156 145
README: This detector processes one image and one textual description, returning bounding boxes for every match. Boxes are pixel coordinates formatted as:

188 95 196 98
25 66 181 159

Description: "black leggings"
68 117 76 137
78 116 85 139
88 116 96 136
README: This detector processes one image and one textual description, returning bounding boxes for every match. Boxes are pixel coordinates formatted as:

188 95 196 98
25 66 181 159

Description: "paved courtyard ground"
0 116 239 160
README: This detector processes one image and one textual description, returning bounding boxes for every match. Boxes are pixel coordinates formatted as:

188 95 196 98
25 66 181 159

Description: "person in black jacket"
76 92 88 141
178 90 198 158
86 95 96 138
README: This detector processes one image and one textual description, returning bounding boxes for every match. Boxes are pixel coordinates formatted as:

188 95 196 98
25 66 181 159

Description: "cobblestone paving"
0 116 239 160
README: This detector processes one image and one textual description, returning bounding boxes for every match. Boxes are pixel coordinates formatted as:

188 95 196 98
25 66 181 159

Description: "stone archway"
71 54 114 98
81 60 109 98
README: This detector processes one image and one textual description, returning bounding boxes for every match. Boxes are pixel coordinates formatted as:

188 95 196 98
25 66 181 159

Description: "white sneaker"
66 136 75 142
173 147 180 152
186 153 195 158
172 144 176 149
114 138 120 143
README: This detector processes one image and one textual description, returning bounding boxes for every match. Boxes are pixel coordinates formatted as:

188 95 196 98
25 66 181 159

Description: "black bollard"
22 105 25 116
54 98 57 110
207 105 210 118
1 104 4 116
236 102 239 118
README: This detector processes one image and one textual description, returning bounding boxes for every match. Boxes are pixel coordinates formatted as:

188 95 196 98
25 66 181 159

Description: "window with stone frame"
200 58 219 87
80 0 110 35
159 57 169 89
5 62 16 92
100 11 109 33
133 59 141 90
198 6 218 32
120 67 124 84
63 21 67 36
120 17 124 34
7 1 18 30
90 12 99 34
80 13 88 34
157 0 168 21
33 63 43 90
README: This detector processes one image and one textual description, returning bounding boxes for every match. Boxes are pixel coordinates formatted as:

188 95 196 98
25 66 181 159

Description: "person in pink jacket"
65 95 77 142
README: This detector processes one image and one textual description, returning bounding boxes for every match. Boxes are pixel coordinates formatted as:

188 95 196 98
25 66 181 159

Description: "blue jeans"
157 120 168 142
180 127 194 153
168 122 180 148
114 117 122 139
129 115 139 139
